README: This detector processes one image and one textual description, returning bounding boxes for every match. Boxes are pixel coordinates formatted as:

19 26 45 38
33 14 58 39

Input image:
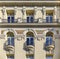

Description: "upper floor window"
7 32 14 46
46 10 53 23
26 32 34 46
7 10 14 23
26 10 34 23
46 32 53 46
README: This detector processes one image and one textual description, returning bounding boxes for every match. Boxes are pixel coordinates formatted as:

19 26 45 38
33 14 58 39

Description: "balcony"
6 50 14 55
26 49 34 55
24 43 34 51
46 51 54 57
5 45 14 51
0 18 60 28
44 40 55 51
4 41 14 51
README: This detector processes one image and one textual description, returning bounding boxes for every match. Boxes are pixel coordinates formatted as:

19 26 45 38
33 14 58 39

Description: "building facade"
0 0 60 59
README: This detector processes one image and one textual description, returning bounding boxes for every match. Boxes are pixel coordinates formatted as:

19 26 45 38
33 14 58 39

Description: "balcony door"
26 32 34 46
46 15 53 23
27 16 34 23
8 15 14 23
7 32 14 46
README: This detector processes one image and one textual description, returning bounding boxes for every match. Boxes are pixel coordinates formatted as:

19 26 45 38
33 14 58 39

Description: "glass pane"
46 37 50 46
46 37 53 46
46 16 49 23
31 37 34 45
50 16 52 23
8 38 10 45
8 17 10 23
27 17 29 23
11 37 14 46
50 37 52 45
30 17 33 23
11 16 14 23
26 38 29 45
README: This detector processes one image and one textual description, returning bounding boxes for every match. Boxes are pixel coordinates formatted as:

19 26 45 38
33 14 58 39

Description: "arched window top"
46 32 53 37
26 32 34 37
7 32 14 37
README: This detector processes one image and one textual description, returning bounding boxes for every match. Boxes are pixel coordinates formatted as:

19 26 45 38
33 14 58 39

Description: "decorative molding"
54 34 60 39
2 6 6 15
37 34 45 41
34 6 37 15
15 34 25 40
22 6 26 15
43 28 57 36
0 34 5 39
3 29 17 37
14 6 17 15
23 29 37 38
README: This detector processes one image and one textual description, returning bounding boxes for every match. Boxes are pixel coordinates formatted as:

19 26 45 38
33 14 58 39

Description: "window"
45 32 53 46
26 10 34 23
46 10 53 23
26 55 34 59
26 37 34 45
7 55 14 59
7 10 14 23
46 36 53 46
7 32 14 46
8 15 14 23
46 56 53 59
27 16 34 23
26 32 34 46
8 37 14 46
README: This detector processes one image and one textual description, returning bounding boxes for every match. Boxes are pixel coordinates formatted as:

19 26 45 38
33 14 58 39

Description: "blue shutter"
11 37 14 46
8 17 10 23
11 17 14 23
